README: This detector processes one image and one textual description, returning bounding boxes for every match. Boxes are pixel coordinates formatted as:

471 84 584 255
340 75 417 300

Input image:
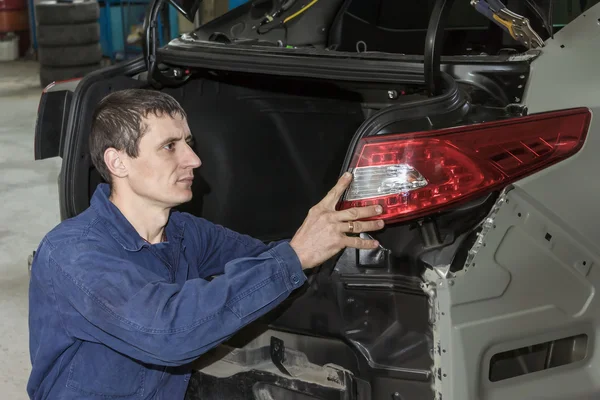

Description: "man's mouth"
177 177 194 184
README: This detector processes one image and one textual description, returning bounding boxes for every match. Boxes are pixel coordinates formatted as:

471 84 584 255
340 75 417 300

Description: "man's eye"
163 143 175 151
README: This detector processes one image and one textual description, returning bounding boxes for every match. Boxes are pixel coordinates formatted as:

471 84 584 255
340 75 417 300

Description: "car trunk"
64 65 498 400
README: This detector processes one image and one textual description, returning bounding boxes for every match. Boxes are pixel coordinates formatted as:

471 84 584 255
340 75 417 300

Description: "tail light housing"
339 108 591 223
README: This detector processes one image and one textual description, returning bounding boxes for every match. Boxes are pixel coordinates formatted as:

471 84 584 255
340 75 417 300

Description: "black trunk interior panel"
165 75 365 240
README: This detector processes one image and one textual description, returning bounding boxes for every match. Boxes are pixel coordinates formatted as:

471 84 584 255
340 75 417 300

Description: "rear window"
337 0 600 54
347 0 599 30
346 0 488 30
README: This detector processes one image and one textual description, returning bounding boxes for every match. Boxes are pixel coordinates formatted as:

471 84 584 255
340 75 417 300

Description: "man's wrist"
289 241 309 270
269 242 307 290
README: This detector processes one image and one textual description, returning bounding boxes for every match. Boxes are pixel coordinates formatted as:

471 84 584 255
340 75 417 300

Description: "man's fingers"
336 205 383 222
343 236 380 250
323 172 353 208
342 219 384 234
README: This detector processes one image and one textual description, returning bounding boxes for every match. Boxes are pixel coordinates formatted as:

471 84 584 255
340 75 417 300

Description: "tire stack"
35 0 103 87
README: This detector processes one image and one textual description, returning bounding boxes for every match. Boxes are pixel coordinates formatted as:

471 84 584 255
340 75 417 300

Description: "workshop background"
0 0 592 398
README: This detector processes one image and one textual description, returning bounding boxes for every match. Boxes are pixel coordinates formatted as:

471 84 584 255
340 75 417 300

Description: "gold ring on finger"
348 221 355 233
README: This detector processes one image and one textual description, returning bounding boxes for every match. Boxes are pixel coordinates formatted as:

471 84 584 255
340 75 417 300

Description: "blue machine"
229 0 249 10
99 0 180 63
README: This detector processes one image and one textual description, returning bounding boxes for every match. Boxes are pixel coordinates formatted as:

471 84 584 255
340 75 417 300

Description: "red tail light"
339 108 591 223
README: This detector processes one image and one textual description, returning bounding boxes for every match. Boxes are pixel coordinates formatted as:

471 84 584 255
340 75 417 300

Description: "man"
27 89 384 399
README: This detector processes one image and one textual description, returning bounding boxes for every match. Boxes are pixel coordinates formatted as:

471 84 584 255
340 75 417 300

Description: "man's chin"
174 189 194 204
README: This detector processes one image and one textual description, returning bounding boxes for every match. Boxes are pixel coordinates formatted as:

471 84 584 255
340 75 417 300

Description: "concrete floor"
0 60 62 399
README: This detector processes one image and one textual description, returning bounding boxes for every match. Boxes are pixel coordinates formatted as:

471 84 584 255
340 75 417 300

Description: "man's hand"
289 172 385 270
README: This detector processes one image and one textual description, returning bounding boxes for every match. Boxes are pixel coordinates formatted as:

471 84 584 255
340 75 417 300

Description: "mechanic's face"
125 113 201 208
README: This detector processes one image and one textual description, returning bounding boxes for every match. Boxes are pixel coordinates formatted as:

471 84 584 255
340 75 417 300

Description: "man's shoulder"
40 208 110 255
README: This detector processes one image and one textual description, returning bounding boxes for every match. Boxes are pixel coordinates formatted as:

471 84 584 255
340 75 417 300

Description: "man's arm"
190 173 386 277
187 216 290 278
48 173 384 367
49 240 305 367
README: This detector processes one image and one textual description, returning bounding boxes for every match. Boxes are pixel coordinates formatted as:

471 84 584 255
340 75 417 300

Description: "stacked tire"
35 0 103 87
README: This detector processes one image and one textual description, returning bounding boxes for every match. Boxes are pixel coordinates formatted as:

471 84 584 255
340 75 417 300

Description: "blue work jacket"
27 183 306 399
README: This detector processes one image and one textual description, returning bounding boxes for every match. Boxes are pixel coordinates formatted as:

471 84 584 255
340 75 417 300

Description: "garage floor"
0 60 62 399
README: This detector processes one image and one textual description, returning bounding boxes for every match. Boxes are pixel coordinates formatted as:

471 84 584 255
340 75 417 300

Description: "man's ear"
104 148 128 178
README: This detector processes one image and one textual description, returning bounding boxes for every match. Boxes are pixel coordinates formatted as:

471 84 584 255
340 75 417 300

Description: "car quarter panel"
516 2 600 242
426 4 600 400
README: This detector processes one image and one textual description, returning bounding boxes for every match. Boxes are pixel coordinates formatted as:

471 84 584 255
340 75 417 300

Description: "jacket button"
291 274 300 285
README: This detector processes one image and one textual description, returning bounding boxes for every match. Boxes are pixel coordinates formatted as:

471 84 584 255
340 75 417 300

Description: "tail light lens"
339 108 591 223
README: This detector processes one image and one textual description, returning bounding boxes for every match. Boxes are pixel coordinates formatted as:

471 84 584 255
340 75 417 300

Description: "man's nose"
183 144 202 168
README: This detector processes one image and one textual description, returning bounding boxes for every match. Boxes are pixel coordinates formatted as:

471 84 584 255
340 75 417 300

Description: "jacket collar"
90 184 185 251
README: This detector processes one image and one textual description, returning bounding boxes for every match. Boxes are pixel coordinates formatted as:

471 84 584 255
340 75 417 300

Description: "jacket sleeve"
49 240 306 367
185 214 293 278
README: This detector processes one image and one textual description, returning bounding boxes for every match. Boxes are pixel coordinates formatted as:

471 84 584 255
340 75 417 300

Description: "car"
33 0 600 399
